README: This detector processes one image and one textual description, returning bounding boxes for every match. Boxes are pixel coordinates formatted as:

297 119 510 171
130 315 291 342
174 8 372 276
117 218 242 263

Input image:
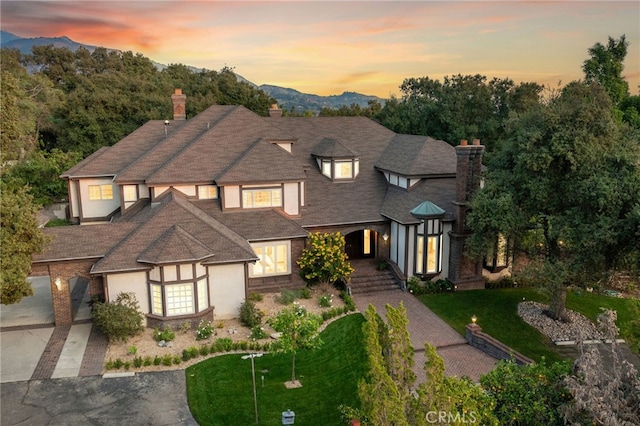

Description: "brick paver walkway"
353 289 497 382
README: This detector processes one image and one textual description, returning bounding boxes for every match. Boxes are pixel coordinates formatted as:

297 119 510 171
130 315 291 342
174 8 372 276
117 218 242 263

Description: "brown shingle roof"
144 106 298 185
32 223 138 263
91 190 257 273
137 225 214 264
380 178 457 224
375 135 456 177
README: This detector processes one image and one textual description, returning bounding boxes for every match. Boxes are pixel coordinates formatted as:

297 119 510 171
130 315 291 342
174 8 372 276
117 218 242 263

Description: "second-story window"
89 184 113 200
198 185 218 200
242 187 282 208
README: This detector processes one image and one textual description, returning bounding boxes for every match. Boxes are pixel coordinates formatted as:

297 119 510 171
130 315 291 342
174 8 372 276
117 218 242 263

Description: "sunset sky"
2 1 639 98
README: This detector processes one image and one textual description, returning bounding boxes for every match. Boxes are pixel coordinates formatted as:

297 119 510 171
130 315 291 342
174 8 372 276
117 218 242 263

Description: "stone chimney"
268 104 283 118
171 89 186 120
448 139 485 290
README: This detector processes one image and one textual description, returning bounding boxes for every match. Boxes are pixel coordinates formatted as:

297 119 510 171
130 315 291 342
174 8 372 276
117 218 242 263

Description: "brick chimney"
268 104 283 118
171 89 186 120
448 139 485 290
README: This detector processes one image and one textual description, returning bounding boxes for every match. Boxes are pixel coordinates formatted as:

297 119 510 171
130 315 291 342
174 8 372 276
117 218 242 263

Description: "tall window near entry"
148 263 209 317
250 241 291 277
415 219 443 275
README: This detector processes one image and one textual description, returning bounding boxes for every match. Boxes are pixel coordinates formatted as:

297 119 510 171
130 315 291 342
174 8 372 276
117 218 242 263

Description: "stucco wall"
106 271 149 325
78 178 120 219
209 263 246 319
283 182 299 215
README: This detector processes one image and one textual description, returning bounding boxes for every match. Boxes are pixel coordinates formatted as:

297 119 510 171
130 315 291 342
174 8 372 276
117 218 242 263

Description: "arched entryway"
345 229 378 259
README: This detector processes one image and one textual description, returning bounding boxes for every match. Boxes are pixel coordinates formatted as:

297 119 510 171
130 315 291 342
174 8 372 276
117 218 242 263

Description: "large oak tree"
468 81 640 319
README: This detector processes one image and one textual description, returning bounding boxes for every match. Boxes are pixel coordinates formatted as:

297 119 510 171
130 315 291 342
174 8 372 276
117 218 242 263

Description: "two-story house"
32 89 486 327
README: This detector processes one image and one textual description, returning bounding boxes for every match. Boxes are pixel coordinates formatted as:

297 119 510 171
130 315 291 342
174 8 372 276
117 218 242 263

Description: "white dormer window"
317 158 360 180
312 138 359 182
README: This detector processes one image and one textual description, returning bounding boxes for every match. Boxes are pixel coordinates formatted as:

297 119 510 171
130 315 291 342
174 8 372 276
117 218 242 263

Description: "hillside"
1 31 386 113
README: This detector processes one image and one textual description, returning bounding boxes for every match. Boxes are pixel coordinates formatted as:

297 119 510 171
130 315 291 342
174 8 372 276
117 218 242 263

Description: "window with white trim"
89 184 113 200
318 158 360 180
123 185 137 202
250 241 291 277
415 219 443 275
242 187 282 208
148 264 209 317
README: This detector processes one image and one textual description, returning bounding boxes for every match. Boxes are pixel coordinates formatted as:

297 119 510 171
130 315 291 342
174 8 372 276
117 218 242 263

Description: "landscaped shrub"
239 300 264 327
407 276 453 295
250 325 268 340
196 320 214 340
486 276 517 289
481 357 572 425
153 326 176 343
340 290 356 311
182 347 199 361
319 294 333 308
211 337 234 353
172 356 181 365
133 356 143 368
153 356 162 366
161 354 173 366
276 289 298 305
248 292 263 302
143 356 152 366
91 292 144 342
199 345 210 356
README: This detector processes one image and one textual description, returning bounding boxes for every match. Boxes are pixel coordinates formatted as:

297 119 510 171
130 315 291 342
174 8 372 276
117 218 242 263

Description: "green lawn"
186 314 367 426
418 288 639 362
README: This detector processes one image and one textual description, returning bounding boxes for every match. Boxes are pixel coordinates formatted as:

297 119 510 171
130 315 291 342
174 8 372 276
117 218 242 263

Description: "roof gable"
138 224 214 264
216 138 305 184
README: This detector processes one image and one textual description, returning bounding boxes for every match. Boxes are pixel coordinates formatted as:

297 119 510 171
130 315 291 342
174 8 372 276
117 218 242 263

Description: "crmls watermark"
426 410 477 424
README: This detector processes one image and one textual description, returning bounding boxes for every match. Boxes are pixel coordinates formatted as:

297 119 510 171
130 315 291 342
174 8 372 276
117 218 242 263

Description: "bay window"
148 263 209 317
415 219 443 275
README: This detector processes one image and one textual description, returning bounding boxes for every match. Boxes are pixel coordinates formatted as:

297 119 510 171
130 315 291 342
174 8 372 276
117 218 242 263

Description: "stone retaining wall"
465 323 533 365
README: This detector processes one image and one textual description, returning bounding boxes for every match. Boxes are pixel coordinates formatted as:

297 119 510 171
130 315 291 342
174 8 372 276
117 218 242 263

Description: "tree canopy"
467 81 640 318
0 178 50 304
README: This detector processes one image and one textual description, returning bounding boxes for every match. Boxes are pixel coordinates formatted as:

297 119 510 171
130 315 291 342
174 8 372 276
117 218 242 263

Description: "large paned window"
148 264 209 317
89 184 113 200
415 219 443 275
250 241 291 277
242 187 282 208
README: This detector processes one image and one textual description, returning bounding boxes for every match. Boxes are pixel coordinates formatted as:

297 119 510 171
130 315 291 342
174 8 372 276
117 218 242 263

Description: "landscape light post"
241 353 263 424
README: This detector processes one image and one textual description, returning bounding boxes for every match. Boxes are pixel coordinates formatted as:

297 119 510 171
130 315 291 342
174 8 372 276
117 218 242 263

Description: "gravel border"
517 301 605 342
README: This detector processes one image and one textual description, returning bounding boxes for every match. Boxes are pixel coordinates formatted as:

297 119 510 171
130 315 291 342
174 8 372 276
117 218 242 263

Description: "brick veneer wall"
30 260 101 326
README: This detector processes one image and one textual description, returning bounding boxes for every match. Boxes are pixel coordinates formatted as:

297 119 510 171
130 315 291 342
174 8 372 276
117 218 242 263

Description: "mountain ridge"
1 31 385 113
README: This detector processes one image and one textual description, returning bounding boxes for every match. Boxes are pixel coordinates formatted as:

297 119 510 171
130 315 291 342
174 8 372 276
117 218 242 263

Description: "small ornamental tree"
297 232 354 287
267 304 323 384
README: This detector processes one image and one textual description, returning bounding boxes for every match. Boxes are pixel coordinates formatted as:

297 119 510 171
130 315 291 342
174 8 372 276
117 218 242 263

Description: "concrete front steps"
348 267 401 294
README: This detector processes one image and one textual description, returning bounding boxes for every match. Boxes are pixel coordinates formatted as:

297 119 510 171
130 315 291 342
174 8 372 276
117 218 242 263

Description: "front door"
345 230 376 259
